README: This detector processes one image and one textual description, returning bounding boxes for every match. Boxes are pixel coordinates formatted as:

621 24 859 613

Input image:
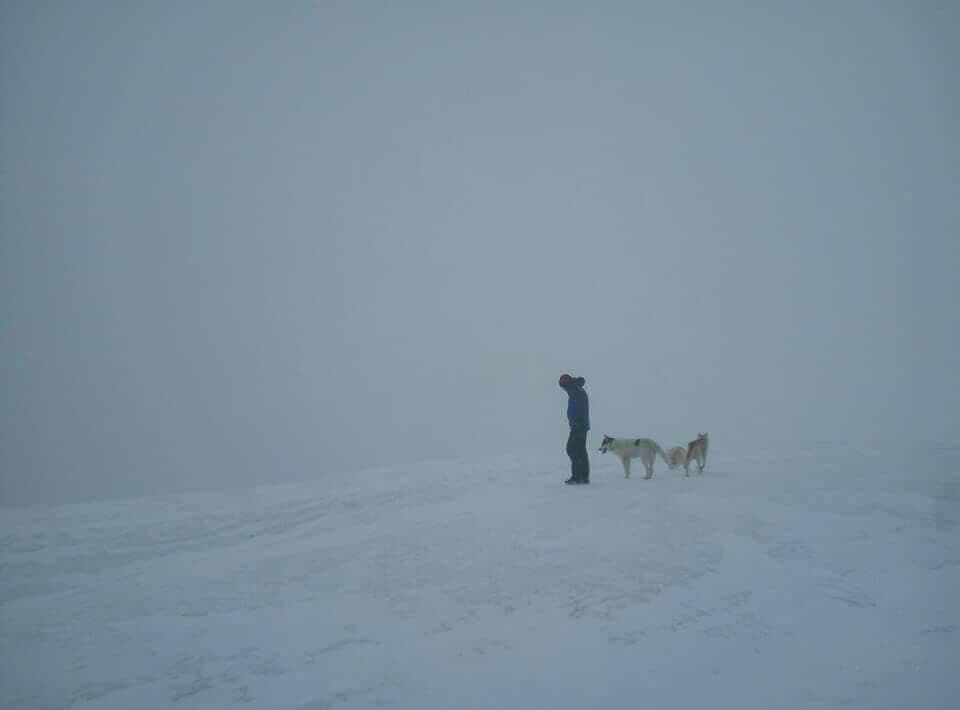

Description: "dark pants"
566 427 590 482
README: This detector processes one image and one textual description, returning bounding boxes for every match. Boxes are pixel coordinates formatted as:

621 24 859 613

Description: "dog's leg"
622 457 631 479
644 455 654 479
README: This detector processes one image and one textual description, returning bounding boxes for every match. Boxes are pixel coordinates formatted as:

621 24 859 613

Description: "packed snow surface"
2 442 958 709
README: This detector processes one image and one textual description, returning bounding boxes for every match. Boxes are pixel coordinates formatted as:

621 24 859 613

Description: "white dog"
599 435 668 479
665 446 688 471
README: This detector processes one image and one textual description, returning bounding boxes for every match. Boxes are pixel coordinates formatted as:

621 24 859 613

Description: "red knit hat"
558 373 574 387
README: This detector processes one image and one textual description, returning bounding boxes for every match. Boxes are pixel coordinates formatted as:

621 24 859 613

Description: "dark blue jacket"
564 384 590 431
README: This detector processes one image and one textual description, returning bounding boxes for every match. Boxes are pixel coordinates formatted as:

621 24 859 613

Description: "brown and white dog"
685 433 709 475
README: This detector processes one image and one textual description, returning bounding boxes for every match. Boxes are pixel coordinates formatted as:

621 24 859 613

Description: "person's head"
558 374 585 390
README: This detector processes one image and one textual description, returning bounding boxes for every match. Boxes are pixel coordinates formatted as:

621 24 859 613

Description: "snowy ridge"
1 444 958 709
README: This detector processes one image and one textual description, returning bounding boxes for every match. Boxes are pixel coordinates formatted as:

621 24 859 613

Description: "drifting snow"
1 443 958 708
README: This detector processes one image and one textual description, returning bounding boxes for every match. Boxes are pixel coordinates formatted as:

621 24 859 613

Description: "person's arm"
571 391 589 429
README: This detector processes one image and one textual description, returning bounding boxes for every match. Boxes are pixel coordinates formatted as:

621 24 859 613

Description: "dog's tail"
654 441 668 464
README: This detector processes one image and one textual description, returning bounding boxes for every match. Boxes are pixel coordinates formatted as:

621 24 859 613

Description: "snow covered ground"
2 441 958 709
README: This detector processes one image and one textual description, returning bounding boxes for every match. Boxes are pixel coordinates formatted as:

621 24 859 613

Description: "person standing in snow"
558 374 590 485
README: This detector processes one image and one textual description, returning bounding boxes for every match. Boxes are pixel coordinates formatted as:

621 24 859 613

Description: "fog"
2 1 957 505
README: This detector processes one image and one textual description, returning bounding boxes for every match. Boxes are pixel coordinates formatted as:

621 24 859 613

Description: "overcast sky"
2 1 957 504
